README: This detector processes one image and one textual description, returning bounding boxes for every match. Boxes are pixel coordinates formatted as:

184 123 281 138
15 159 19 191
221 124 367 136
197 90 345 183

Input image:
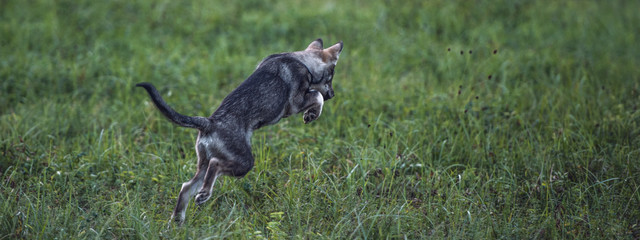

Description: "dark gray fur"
136 39 343 225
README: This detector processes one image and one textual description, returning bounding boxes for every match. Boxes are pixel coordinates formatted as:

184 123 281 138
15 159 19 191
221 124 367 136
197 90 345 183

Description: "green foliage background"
1 0 639 238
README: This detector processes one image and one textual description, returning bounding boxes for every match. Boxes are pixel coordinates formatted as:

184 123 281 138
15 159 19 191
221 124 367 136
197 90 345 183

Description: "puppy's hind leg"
169 169 205 226
195 157 223 205
195 152 255 205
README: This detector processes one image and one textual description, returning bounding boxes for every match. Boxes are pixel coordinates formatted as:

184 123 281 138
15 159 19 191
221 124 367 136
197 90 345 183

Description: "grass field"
1 0 639 238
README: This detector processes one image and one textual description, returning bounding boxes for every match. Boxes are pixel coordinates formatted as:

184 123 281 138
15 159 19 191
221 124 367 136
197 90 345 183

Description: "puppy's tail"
136 82 210 130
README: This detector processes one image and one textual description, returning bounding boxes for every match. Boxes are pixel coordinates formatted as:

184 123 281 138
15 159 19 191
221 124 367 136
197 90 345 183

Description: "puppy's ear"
306 38 323 51
326 41 343 58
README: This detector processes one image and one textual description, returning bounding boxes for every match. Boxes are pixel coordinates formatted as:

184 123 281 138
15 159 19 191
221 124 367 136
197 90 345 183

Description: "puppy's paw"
168 214 184 229
195 191 211 205
303 109 319 124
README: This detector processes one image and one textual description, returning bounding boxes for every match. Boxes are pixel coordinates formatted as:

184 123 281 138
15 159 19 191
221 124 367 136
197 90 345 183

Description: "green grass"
1 0 639 238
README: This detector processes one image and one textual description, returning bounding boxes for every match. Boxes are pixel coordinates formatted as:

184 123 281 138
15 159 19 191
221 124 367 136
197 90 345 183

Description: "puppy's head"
299 38 343 100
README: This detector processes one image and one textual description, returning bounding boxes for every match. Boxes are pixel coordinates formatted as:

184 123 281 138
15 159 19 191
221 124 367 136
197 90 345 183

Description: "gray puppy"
136 38 343 225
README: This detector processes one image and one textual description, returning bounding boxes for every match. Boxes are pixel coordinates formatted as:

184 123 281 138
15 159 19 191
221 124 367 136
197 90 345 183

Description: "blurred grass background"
1 0 639 238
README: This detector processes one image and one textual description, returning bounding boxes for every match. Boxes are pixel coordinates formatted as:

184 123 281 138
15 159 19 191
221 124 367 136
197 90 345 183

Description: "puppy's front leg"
303 90 324 124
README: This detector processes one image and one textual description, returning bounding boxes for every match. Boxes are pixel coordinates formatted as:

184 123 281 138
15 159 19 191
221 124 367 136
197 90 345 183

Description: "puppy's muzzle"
324 90 334 100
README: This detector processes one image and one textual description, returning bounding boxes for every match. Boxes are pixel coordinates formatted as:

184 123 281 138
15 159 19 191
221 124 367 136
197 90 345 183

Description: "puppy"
136 39 343 225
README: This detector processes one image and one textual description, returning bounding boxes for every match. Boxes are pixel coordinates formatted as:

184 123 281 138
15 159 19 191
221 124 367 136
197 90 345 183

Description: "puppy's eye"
326 65 334 75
